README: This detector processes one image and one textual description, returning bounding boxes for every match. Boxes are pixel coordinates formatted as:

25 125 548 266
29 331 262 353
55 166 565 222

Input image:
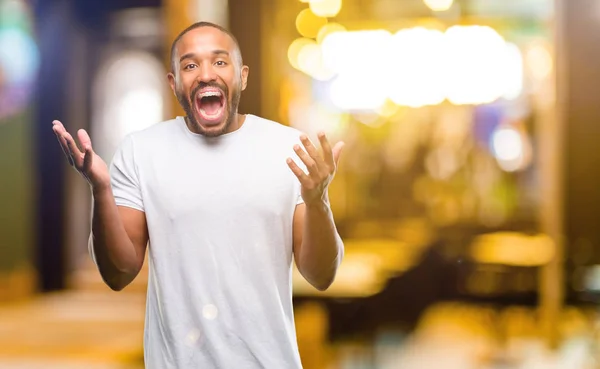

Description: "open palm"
52 120 110 190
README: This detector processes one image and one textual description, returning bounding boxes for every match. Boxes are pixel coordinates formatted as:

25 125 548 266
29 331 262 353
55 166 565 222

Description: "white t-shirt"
108 115 306 369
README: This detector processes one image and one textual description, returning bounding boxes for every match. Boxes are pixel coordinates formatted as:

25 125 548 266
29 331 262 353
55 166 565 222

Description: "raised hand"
52 120 110 191
286 132 344 205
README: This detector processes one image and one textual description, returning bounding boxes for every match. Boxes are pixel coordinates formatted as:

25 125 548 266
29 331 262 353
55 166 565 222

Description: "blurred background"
1 0 600 367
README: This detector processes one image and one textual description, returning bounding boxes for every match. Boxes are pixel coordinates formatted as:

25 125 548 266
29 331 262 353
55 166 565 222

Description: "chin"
200 123 228 137
191 114 230 137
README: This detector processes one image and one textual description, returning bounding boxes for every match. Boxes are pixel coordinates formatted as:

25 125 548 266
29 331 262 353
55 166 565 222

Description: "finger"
300 135 323 163
293 144 319 177
317 132 334 167
77 129 93 150
52 120 65 131
52 124 68 150
286 158 311 185
332 141 345 165
52 120 68 139
52 124 74 166
63 131 84 168
83 145 94 173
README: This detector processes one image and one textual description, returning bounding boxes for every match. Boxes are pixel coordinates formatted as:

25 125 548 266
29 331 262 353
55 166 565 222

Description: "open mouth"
195 88 226 123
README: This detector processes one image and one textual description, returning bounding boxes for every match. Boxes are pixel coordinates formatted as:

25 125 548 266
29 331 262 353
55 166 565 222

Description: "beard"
177 80 242 137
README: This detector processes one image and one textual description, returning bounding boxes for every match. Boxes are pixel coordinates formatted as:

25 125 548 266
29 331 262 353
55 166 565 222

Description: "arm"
90 188 149 291
53 120 148 291
293 201 344 291
288 132 345 291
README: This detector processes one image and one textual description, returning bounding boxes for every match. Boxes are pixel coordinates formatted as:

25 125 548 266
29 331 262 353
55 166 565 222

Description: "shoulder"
127 117 183 144
112 117 183 161
119 117 184 153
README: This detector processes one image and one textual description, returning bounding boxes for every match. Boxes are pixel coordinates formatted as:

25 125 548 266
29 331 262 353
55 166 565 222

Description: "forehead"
175 27 236 57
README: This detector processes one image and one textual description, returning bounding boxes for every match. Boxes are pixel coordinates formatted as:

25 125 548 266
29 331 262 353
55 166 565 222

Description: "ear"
240 65 249 91
167 72 176 96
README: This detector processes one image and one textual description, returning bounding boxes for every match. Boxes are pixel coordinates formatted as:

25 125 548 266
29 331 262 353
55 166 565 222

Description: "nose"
197 62 217 83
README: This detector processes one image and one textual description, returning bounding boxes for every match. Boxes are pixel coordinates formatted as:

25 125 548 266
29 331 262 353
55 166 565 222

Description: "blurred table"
293 238 425 298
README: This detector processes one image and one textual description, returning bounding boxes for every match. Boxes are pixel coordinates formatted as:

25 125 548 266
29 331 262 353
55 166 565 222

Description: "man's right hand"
53 120 148 291
52 120 110 192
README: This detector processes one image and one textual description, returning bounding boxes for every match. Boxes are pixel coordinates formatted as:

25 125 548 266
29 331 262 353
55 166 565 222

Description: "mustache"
191 82 228 99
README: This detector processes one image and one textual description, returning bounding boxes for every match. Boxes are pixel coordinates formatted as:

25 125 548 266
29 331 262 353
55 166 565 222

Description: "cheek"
222 78 237 96
176 74 195 92
175 84 187 99
234 73 245 91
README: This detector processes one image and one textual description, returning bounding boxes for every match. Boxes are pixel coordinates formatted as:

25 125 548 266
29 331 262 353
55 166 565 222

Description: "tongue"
201 98 221 115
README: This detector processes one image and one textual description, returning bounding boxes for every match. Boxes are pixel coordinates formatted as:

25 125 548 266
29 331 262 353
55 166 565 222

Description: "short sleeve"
110 135 144 212
296 183 304 205
289 136 306 206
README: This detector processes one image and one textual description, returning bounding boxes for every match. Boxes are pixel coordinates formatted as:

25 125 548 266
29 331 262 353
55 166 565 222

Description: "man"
52 21 344 368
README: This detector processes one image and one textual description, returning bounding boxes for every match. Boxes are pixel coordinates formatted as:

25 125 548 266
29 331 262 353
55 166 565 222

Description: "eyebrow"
179 50 230 63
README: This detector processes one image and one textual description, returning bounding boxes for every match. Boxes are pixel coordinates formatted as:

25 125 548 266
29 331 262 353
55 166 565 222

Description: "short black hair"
170 21 243 73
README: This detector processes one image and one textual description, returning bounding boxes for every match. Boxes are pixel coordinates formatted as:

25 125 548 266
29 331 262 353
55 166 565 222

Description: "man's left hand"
287 132 344 205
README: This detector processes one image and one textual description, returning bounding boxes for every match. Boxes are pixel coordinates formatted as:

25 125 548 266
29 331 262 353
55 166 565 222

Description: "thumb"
332 141 345 165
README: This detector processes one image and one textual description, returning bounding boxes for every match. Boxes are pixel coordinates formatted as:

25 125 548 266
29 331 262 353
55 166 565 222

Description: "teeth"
199 91 222 98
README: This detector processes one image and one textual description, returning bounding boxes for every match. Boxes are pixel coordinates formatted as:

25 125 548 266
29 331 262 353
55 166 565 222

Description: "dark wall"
562 1 600 269
555 0 600 304
228 0 263 117
33 0 162 291
33 0 74 291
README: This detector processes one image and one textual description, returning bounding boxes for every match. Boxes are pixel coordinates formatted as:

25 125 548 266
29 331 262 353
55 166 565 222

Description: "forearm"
298 197 344 291
90 186 140 290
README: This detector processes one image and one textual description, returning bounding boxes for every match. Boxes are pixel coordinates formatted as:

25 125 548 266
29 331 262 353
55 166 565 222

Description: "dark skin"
168 27 249 137
51 122 148 291
52 26 344 292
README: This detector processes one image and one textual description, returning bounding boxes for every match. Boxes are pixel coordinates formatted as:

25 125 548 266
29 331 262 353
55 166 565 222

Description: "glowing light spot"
491 126 530 172
526 43 553 81
185 328 201 346
0 28 39 85
288 37 315 71
316 22 346 44
309 0 342 18
202 304 218 320
296 8 328 39
423 0 454 11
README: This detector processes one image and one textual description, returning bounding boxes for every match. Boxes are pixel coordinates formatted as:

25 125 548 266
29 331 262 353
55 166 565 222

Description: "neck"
184 113 246 137
228 112 246 133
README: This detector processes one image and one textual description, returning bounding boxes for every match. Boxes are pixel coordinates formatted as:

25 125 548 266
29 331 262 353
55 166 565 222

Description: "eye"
215 60 227 67
184 64 197 70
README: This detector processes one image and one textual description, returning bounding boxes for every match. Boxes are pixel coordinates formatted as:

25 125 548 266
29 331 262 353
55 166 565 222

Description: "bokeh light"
388 27 446 107
298 25 524 111
297 42 335 81
526 42 553 81
423 0 454 12
492 127 522 162
0 0 39 120
321 29 392 75
309 0 342 18
502 43 524 100
491 125 531 172
329 76 388 111
288 37 316 71
444 25 511 105
295 8 328 39
0 28 39 85
316 22 346 44
471 233 555 267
